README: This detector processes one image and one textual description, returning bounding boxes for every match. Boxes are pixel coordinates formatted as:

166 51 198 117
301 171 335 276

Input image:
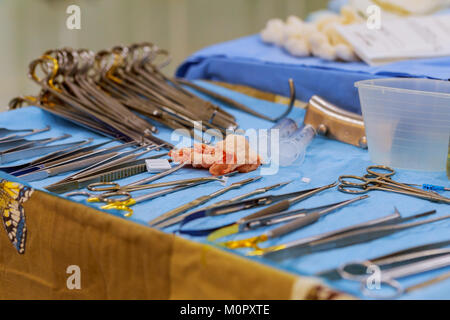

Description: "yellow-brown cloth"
0 184 353 299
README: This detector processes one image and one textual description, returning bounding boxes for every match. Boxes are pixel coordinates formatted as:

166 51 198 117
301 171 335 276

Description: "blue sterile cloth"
176 35 450 114
0 81 449 299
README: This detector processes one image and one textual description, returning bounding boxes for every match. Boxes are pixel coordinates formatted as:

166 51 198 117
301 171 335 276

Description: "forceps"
149 176 262 227
156 181 292 229
338 165 450 204
340 254 450 299
0 139 86 164
260 209 449 259
218 195 368 250
0 126 50 141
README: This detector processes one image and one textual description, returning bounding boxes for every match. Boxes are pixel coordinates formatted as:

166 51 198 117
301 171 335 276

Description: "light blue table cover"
176 35 450 114
0 81 448 299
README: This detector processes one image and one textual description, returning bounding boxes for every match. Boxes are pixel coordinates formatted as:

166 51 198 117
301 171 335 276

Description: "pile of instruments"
4 43 449 300
9 43 251 147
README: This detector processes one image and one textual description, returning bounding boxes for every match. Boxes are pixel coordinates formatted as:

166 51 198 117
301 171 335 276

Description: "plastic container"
356 78 450 171
278 125 316 166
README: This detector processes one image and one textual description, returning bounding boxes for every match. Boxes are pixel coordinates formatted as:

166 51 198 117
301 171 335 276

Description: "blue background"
176 35 450 115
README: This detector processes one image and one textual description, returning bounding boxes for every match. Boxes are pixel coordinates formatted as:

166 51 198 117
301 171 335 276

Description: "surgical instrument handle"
268 195 368 238
422 184 450 192
149 176 261 226
239 182 337 223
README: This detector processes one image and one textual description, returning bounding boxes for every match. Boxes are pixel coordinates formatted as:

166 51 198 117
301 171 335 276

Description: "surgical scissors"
67 175 228 203
338 165 450 203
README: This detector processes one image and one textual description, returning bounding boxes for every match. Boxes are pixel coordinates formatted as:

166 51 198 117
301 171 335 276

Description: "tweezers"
0 139 87 164
0 139 92 174
0 125 50 141
261 209 448 260
18 141 138 181
0 134 71 155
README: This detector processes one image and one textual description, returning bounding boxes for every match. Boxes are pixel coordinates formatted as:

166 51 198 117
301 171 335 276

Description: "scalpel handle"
268 211 320 238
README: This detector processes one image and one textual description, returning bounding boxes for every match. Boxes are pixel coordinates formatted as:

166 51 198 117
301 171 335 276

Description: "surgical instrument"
348 254 450 299
44 153 167 193
11 139 127 176
233 182 338 223
0 134 70 154
0 139 92 174
338 165 450 203
69 180 212 217
89 175 228 194
156 181 292 230
164 182 338 234
317 239 450 281
17 141 138 181
0 139 87 164
55 143 162 184
126 162 186 187
0 125 50 141
218 195 368 249
149 176 262 227
418 184 450 192
175 78 295 122
259 209 445 259
403 271 450 295
0 136 62 152
67 175 230 203
19 152 123 182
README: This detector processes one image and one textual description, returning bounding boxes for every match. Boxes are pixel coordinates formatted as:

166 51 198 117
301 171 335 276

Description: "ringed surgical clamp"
149 176 262 227
217 195 368 250
338 165 450 204
317 239 450 281
342 254 450 299
68 180 212 217
156 181 292 229
67 175 229 203
260 209 449 259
